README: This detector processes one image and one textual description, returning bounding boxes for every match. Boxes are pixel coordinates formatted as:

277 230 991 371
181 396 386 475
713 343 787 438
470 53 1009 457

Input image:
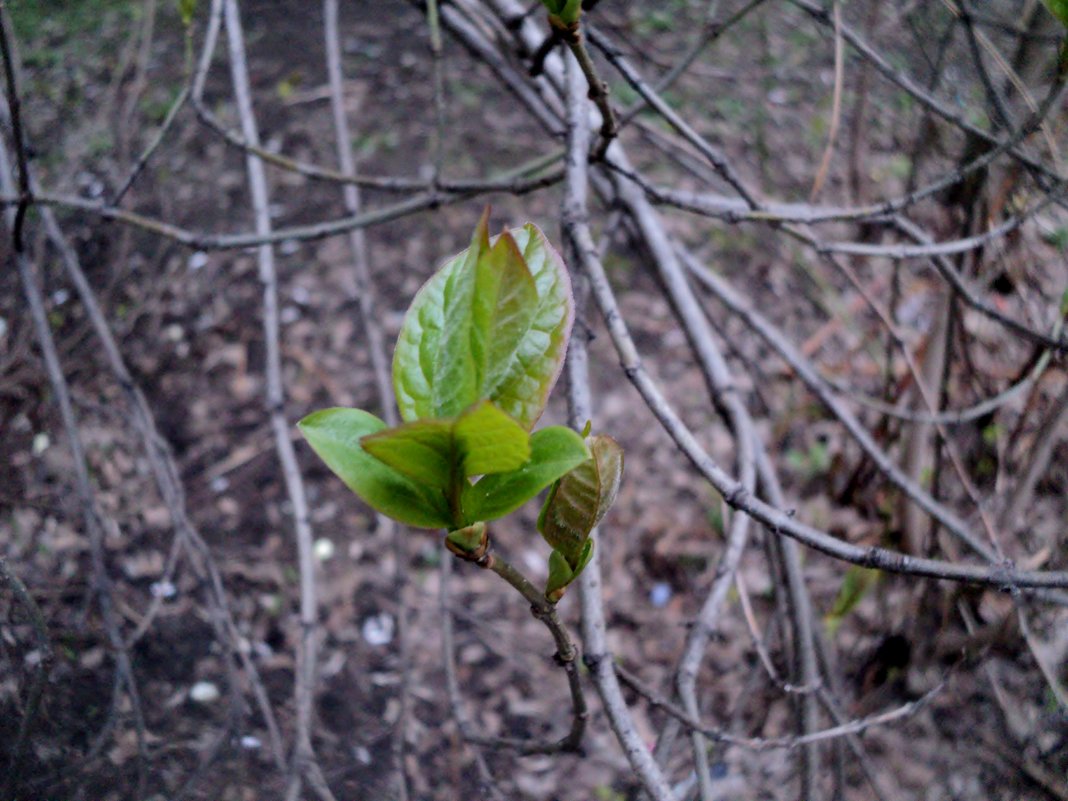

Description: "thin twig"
322 2 409 796
12 251 151 793
0 557 53 799
809 0 844 200
111 85 189 205
679 246 1022 564
789 0 1063 184
560 43 677 801
439 556 508 799
999 381 1068 533
616 0 771 130
576 211 1068 589
560 24 617 158
464 549 589 754
1 162 565 250
616 663 943 751
0 15 149 789
426 0 447 183
753 445 823 799
0 0 31 251
608 144 758 801
588 24 759 207
220 3 334 800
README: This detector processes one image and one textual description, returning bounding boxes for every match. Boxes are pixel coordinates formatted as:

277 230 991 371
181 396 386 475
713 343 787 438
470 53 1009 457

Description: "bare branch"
220 3 333 799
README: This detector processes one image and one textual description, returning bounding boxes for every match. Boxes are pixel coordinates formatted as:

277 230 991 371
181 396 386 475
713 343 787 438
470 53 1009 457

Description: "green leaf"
1044 0 1068 27
541 0 582 25
297 408 451 529
495 224 574 427
538 434 623 564
178 0 197 26
445 521 487 557
393 214 574 430
462 426 589 523
431 217 489 419
453 401 530 477
360 418 454 490
572 537 594 576
361 401 529 491
824 566 880 636
545 540 594 602
479 231 540 403
545 549 574 601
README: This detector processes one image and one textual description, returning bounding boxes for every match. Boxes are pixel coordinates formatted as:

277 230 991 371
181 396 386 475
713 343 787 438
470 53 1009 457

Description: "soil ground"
2 1 1067 800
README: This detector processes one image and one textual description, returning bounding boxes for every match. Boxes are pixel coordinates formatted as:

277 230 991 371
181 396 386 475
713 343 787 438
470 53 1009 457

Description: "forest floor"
2 1 1067 800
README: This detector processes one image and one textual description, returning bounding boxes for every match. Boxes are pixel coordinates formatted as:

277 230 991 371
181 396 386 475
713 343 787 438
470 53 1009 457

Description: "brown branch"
789 0 1062 185
323 2 410 796
0 13 150 789
615 662 944 751
561 44 678 801
454 548 589 755
572 205 1068 589
809 0 844 200
0 1 31 252
220 3 334 800
439 557 508 799
588 24 760 207
1 159 564 250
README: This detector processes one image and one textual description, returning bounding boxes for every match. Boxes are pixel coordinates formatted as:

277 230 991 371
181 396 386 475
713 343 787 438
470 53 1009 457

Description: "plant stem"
463 549 588 753
563 29 617 159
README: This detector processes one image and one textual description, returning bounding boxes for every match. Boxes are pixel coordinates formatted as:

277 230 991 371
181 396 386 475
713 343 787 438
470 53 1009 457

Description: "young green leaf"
538 434 623 564
493 224 575 428
545 540 593 602
541 0 582 26
178 0 197 26
453 400 530 477
297 408 452 529
545 549 575 602
824 566 880 637
393 214 573 430
445 521 487 558
361 401 529 492
462 426 589 523
1044 0 1068 27
360 418 454 489
478 232 539 403
431 214 496 419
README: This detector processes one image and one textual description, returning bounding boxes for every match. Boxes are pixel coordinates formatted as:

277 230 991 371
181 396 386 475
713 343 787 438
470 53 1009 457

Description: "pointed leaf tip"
393 216 574 430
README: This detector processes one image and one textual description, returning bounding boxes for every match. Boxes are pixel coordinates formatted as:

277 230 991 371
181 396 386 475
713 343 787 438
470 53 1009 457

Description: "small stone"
31 432 50 456
190 681 220 704
362 612 394 647
650 582 672 608
150 580 177 599
188 251 209 271
313 538 335 562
